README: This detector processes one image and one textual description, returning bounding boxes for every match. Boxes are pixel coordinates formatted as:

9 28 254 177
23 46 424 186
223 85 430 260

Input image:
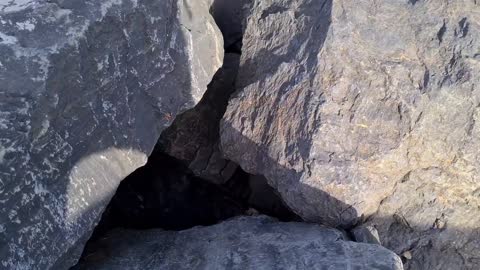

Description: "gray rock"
158 53 239 184
0 0 223 268
352 225 381 246
73 216 404 270
157 0 251 184
363 169 480 270
159 0 252 184
220 0 480 268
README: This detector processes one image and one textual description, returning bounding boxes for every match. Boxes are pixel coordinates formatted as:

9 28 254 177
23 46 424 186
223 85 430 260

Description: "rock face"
220 0 480 268
158 0 252 184
158 54 239 184
73 216 404 270
0 0 222 268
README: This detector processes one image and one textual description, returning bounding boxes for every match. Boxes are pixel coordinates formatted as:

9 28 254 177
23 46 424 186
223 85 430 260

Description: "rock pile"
1 0 479 269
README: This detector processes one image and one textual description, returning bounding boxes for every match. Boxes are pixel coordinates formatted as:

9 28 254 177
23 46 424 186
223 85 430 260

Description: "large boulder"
220 0 480 268
0 0 223 268
73 216 404 270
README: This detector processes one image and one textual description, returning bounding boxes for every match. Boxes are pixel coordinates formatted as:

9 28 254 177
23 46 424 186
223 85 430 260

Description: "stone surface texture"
73 216 404 270
158 53 239 184
158 0 252 184
220 0 480 269
352 225 381 246
0 0 222 268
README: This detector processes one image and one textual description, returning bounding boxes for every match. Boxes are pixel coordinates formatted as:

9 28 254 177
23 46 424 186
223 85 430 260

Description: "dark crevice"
225 37 243 54
210 0 251 51
77 153 299 265
76 0 300 265
87 152 298 237
437 21 447 44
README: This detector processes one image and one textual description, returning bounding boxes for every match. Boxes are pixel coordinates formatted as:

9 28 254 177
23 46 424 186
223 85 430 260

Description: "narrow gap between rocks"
75 0 301 265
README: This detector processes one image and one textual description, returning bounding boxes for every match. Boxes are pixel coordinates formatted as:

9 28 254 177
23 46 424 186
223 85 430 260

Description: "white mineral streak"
65 147 146 225
0 0 37 13
0 0 223 268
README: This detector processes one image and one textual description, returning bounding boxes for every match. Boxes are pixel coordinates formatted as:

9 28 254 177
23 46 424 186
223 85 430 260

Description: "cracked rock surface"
158 0 252 184
0 0 222 268
220 0 480 269
73 216 403 270
158 53 240 184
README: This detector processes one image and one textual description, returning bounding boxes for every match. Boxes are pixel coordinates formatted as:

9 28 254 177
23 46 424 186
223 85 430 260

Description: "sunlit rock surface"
220 0 480 268
0 0 222 268
73 216 403 270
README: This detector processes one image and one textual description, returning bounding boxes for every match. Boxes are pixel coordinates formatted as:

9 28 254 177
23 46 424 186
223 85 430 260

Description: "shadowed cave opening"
88 151 299 236
77 150 300 264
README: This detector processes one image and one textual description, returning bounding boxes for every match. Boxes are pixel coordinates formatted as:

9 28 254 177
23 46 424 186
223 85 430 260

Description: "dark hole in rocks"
77 151 300 264
90 151 299 236
210 0 250 54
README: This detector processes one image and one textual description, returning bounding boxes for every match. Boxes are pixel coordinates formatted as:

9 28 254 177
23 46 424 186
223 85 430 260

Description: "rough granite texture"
73 216 404 270
0 0 223 268
220 0 480 269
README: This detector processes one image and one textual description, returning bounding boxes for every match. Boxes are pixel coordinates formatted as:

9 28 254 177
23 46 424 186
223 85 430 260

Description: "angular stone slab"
220 0 480 268
0 0 222 268
74 216 404 270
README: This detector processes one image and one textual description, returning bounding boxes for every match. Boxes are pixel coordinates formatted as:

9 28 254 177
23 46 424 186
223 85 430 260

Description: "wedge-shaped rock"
221 0 480 268
0 0 222 268
74 216 403 270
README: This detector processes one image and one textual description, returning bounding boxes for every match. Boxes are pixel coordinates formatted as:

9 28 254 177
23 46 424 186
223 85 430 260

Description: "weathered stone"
363 169 480 270
89 152 246 234
158 53 239 184
73 216 404 270
220 0 480 268
0 0 223 268
158 0 253 184
352 225 381 246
